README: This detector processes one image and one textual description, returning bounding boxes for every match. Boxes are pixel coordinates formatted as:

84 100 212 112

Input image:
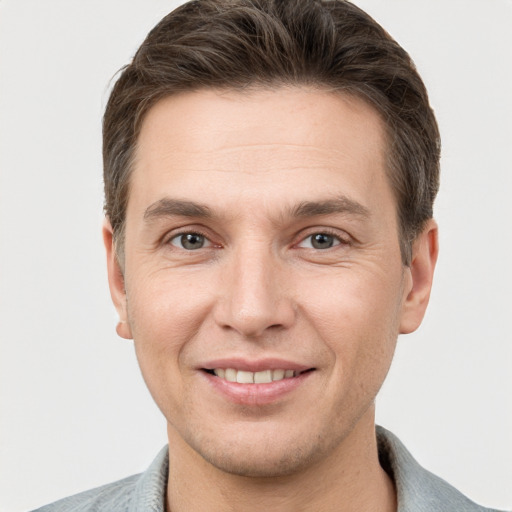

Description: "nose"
213 244 296 338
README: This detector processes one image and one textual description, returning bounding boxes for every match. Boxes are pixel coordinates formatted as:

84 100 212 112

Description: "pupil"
312 233 333 249
182 233 204 250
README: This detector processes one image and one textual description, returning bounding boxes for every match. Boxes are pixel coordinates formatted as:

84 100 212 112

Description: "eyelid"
163 226 216 248
160 225 351 250
169 232 212 249
295 228 351 249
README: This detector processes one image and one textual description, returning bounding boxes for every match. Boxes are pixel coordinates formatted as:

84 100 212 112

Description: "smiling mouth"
203 368 315 384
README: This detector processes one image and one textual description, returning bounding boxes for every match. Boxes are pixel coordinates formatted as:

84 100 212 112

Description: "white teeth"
236 370 254 384
214 368 225 379
212 368 297 383
224 368 237 382
254 370 272 383
272 369 285 380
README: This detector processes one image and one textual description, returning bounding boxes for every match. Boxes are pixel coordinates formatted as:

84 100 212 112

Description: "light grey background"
0 1 511 511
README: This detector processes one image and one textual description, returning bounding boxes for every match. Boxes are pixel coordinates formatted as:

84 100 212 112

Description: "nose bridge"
216 238 294 337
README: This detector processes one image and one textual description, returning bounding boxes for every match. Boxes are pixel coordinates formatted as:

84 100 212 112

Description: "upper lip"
200 357 313 373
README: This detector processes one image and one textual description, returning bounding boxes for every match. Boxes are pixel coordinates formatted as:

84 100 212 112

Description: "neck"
165 408 396 512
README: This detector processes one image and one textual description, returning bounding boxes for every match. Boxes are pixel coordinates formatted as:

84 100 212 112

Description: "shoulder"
376 426 505 512
30 474 140 512
30 446 169 512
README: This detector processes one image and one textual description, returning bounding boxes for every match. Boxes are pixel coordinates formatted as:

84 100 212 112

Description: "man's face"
106 88 431 477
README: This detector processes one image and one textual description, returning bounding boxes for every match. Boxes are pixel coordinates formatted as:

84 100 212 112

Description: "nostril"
213 294 296 338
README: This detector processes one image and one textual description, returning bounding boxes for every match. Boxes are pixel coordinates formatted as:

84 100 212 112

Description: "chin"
180 421 335 479
199 443 318 478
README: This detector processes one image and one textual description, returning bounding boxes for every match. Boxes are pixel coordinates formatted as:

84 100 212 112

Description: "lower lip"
202 371 313 406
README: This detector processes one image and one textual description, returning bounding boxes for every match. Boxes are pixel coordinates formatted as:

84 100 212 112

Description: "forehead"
129 87 392 220
136 87 385 163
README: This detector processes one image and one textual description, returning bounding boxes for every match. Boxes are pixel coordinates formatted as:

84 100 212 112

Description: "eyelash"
296 229 351 250
165 229 213 250
164 228 350 251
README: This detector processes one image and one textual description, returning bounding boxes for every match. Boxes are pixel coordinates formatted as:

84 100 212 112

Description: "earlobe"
399 219 439 334
116 320 132 340
102 219 133 340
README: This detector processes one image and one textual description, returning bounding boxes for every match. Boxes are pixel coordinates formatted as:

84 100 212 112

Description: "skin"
104 87 438 511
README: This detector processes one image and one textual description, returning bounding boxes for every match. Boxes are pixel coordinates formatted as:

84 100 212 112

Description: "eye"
298 232 342 250
169 232 210 250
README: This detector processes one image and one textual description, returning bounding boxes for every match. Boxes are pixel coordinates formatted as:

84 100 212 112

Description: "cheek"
303 264 404 332
125 271 214 397
302 267 402 381
127 268 212 341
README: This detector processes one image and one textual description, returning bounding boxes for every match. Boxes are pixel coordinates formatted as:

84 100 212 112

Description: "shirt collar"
376 425 487 512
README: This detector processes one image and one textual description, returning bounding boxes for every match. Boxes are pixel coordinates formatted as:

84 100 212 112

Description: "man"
32 0 504 511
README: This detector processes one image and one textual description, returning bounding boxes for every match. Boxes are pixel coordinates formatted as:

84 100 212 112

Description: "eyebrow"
290 197 370 219
143 195 370 223
144 198 212 221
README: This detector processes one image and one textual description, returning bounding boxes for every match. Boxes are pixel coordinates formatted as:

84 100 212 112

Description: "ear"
103 219 133 340
399 219 439 334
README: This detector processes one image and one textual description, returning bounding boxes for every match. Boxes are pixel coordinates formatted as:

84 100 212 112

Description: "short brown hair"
103 0 440 264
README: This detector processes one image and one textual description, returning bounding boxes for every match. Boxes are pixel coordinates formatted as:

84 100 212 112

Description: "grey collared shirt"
32 426 505 512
